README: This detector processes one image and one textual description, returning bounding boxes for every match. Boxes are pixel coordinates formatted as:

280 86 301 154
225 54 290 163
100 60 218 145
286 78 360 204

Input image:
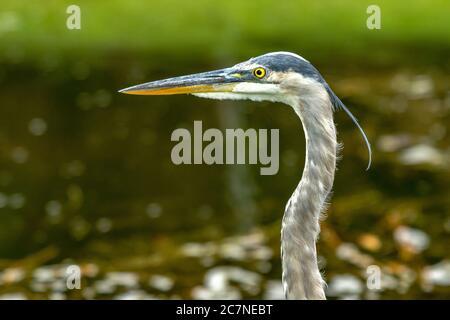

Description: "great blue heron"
120 52 371 300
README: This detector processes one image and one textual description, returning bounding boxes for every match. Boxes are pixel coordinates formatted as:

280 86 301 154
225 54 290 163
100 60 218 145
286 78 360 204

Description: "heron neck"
282 97 337 300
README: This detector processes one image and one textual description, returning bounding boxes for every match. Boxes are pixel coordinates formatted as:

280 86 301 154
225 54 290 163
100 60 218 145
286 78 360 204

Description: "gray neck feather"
282 89 337 300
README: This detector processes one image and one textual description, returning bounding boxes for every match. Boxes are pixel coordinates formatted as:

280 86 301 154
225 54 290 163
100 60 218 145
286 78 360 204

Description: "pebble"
422 260 450 287
327 274 364 298
114 290 157 300
191 266 261 299
0 267 25 285
336 243 374 268
0 293 27 300
105 272 139 288
377 134 412 152
399 144 445 166
149 275 174 292
394 226 430 253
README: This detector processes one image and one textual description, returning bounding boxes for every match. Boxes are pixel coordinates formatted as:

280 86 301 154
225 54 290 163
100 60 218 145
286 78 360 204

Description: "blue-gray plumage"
120 52 371 299
246 53 372 168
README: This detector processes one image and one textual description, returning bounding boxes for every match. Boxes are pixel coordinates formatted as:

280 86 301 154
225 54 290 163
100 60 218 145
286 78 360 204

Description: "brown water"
0 61 449 299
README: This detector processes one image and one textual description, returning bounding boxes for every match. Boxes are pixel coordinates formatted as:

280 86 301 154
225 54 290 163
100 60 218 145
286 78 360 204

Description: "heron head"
119 51 371 168
119 52 321 103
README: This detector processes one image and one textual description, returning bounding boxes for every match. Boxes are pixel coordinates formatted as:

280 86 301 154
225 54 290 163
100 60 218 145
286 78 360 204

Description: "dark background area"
0 0 449 299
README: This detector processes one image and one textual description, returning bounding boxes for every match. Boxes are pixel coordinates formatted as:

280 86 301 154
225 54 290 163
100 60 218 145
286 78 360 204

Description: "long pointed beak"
119 68 241 95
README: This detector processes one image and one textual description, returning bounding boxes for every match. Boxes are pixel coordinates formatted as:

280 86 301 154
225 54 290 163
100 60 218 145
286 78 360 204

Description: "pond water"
0 60 449 299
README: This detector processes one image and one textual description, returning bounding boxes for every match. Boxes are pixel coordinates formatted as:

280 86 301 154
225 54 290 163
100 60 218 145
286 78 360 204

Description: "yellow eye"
253 67 266 79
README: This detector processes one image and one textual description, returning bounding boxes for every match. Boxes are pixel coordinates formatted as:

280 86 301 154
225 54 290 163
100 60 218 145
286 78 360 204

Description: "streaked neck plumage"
281 78 337 300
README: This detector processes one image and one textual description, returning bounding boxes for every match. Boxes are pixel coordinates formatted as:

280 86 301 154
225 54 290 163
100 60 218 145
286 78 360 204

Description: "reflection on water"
0 61 449 299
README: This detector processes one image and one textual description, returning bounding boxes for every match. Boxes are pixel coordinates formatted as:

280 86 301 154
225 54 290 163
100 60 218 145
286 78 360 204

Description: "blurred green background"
0 0 449 299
